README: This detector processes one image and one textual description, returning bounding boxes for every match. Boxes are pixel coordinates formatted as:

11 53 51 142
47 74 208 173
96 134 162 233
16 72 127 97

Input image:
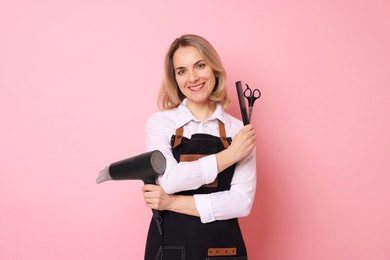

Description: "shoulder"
221 111 243 137
146 109 178 131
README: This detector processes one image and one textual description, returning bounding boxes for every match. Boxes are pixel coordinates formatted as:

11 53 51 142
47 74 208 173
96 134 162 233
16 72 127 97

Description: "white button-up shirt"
145 99 256 223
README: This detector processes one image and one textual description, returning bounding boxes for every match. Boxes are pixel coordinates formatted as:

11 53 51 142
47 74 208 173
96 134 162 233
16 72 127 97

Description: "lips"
189 83 204 91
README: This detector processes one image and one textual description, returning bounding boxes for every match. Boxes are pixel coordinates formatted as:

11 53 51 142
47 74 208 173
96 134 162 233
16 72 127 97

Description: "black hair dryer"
96 150 166 235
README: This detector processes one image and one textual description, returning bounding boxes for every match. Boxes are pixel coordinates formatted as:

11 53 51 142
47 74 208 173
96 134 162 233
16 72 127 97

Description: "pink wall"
1 0 389 259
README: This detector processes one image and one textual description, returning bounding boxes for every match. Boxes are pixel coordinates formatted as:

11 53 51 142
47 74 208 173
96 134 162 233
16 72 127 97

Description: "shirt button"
203 122 207 127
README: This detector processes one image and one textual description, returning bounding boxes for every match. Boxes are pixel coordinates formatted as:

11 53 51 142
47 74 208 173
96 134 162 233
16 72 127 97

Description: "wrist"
167 195 199 217
216 148 236 173
165 194 176 211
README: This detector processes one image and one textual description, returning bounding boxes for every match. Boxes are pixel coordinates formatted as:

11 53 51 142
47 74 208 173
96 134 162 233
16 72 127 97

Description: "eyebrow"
175 59 206 71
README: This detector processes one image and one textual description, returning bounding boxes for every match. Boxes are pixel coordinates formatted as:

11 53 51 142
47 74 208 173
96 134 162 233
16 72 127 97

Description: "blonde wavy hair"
157 34 231 110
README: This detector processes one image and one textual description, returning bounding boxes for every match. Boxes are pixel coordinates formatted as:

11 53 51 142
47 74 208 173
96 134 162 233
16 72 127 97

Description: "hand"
143 185 200 216
216 124 256 173
228 124 256 162
142 184 172 211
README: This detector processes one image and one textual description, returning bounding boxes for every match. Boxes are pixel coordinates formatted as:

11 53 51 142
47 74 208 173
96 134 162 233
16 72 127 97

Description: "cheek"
175 74 189 89
211 77 216 87
202 69 216 83
175 78 187 95
207 74 216 89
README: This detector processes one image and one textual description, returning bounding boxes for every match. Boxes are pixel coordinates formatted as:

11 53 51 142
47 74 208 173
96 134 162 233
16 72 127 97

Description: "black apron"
145 120 248 260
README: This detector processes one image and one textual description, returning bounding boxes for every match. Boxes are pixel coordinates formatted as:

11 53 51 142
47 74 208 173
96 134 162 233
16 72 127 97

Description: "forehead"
173 46 204 68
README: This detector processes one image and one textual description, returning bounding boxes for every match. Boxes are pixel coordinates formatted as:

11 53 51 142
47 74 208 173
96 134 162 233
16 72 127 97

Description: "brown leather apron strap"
218 119 230 149
173 120 229 149
172 126 184 148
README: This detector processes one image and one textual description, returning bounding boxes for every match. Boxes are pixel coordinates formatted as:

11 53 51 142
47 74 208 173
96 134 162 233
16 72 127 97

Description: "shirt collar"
175 98 228 128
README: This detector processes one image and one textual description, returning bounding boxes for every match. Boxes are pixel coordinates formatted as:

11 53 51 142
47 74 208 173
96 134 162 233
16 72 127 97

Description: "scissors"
243 83 261 122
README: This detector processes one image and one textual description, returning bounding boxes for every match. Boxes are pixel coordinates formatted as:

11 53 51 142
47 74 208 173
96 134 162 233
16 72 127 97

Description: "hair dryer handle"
143 179 163 235
152 209 163 235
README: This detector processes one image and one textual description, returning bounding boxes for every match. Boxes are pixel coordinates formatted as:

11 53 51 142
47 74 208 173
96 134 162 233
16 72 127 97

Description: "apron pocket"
156 246 185 260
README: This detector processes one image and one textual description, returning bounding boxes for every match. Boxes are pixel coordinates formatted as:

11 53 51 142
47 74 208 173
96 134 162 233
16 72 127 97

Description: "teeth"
190 84 203 90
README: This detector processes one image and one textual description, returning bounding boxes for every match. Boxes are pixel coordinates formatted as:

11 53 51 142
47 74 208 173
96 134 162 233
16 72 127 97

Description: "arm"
143 184 200 217
195 148 257 223
216 124 256 172
175 124 257 222
145 113 219 193
146 113 256 194
144 118 257 220
142 148 256 220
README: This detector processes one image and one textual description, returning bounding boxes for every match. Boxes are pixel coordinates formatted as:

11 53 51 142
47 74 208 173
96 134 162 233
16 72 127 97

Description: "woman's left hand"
142 184 172 211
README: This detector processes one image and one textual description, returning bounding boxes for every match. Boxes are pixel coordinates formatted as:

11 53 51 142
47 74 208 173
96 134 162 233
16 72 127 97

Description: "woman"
143 34 256 260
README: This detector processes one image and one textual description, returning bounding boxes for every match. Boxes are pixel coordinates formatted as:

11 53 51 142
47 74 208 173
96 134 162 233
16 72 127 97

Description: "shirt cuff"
199 154 218 185
194 194 215 223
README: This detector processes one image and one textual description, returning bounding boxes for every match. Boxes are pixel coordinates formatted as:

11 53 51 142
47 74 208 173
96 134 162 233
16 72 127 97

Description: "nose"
189 70 199 83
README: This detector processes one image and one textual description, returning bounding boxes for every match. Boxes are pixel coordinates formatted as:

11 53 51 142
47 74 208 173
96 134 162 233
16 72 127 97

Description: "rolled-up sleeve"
194 149 257 223
145 107 257 223
145 113 219 194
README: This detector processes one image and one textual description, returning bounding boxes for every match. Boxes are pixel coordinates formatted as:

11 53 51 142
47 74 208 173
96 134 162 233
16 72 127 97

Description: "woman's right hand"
229 124 256 161
216 124 256 173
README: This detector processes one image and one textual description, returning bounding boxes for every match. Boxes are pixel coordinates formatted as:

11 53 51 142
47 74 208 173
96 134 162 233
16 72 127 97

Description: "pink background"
1 0 389 259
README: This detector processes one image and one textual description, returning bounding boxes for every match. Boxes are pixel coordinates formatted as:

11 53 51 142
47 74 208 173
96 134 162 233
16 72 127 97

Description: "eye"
196 63 206 69
176 69 186 76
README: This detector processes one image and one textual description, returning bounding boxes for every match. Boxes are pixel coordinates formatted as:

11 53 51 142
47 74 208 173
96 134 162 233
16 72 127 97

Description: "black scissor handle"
243 84 252 98
252 88 261 99
244 84 261 99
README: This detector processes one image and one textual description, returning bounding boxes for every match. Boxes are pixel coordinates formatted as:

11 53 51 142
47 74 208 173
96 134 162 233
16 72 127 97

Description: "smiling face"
173 46 216 110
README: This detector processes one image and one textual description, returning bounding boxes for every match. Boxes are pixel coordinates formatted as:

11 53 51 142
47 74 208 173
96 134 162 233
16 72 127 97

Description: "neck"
187 101 216 121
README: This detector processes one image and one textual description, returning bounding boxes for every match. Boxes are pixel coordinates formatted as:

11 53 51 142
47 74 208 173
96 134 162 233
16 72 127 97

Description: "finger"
143 192 153 199
143 184 158 191
144 189 159 198
144 200 155 209
249 129 256 138
244 124 254 131
144 196 155 204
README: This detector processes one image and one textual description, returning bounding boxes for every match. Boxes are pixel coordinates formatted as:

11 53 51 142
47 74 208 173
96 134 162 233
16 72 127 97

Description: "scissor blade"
248 107 253 122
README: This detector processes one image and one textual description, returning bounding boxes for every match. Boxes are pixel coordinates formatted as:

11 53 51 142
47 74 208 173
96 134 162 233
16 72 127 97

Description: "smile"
189 83 204 91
